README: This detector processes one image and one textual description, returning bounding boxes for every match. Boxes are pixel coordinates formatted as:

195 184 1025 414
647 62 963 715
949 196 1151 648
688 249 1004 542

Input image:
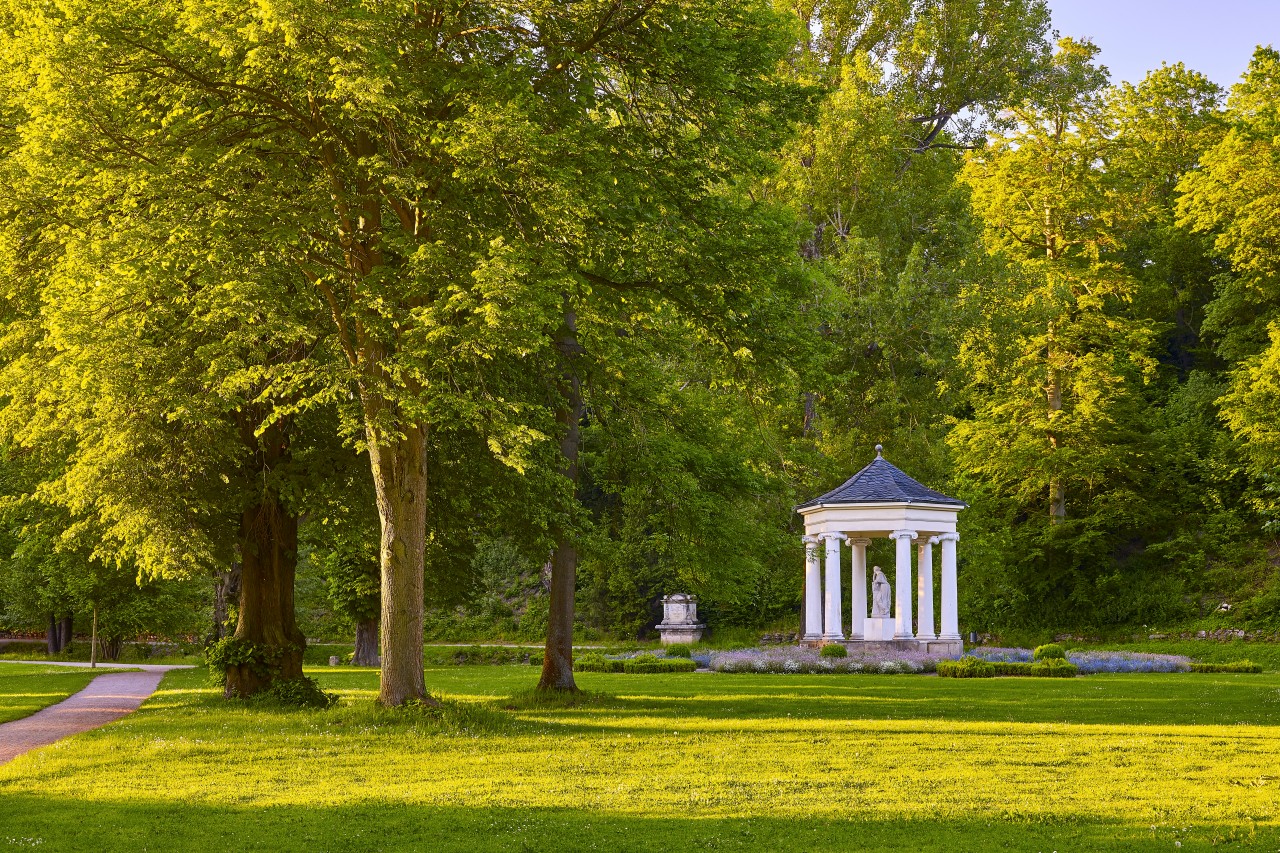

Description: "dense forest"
0 0 1276 701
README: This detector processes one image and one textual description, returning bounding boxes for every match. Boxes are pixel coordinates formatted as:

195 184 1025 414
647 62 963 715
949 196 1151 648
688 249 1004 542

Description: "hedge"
1029 658 1078 677
574 654 624 673
937 657 995 678
1190 660 1263 673
991 661 1034 676
622 655 698 674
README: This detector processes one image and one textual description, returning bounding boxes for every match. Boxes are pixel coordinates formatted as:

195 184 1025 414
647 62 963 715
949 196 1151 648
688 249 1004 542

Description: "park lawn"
1 667 1279 851
0 663 117 723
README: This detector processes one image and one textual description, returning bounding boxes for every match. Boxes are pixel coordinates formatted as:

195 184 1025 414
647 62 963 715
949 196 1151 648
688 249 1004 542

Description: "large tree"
1179 47 1280 520
4 0 805 703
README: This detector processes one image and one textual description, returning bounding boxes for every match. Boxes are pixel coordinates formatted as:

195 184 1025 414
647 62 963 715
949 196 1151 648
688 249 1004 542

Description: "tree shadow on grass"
0 793 1265 853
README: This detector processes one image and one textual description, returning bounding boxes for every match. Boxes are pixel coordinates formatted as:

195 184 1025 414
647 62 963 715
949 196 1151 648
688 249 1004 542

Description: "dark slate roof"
797 449 965 509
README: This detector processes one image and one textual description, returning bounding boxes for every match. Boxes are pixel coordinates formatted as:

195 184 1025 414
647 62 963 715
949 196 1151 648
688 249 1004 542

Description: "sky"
1047 0 1280 89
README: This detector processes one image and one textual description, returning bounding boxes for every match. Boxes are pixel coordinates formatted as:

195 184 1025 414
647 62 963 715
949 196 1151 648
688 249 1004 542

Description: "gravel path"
0 664 191 765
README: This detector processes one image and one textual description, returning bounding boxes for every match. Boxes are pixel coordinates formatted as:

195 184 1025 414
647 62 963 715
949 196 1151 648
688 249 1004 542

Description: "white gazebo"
796 446 964 657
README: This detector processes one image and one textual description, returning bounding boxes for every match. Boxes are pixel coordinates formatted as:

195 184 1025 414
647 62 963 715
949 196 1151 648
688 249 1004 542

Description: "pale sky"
1047 0 1280 89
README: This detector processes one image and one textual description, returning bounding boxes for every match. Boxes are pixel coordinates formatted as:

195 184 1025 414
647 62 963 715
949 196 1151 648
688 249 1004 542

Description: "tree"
0 50 326 693
3 0 809 704
948 40 1172 624
785 0 1053 152
1179 47 1280 519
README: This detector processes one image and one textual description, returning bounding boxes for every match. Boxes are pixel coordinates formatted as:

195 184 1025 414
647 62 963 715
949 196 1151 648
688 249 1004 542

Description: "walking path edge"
0 661 194 765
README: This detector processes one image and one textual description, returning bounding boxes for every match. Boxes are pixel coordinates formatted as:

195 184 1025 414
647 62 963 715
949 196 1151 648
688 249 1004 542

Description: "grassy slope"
1067 639 1280 670
0 664 106 723
1 666 1278 851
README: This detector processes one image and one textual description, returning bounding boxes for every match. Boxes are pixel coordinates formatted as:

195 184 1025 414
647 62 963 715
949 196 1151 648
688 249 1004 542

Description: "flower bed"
966 647 1033 663
708 646 948 674
1066 650 1190 673
968 646 1191 673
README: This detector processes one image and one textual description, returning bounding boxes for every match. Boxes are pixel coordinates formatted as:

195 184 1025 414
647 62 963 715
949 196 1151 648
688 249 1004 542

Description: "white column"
891 530 916 640
848 538 870 641
916 537 936 640
939 532 960 640
822 533 846 640
803 535 822 640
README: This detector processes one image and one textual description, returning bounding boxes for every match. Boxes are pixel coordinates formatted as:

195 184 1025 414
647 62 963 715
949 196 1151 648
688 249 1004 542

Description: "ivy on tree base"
205 637 304 697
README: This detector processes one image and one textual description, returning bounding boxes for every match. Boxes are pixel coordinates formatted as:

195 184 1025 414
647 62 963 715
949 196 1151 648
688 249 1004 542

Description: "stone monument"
655 593 706 645
864 566 895 641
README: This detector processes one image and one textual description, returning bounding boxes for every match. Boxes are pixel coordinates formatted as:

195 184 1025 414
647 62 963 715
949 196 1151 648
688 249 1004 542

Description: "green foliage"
991 662 1035 676
621 655 698 674
819 643 848 658
1029 658 1079 677
664 644 693 659
251 676 338 710
574 654 625 674
204 638 303 686
1189 660 1262 674
422 646 543 668
1033 643 1066 661
937 657 996 678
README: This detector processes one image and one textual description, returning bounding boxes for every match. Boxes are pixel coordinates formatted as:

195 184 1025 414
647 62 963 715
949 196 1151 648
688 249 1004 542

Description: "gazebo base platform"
800 638 963 658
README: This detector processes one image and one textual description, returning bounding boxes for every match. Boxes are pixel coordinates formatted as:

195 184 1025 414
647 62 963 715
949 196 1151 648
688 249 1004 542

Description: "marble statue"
871 566 891 617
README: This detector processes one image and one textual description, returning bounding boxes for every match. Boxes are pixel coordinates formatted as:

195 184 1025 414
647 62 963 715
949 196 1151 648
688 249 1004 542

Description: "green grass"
2 666 1279 850
1066 638 1280 671
0 663 127 723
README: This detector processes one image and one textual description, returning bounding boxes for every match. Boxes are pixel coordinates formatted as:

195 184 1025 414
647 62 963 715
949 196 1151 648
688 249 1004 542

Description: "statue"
871 566 892 617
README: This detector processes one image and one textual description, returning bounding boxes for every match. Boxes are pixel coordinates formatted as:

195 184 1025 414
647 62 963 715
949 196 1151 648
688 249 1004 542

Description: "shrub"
991 661 1034 676
819 644 848 658
1033 643 1067 661
1029 658 1078 678
664 643 692 658
574 654 624 673
251 676 338 709
1190 660 1263 673
937 656 995 678
621 654 697 674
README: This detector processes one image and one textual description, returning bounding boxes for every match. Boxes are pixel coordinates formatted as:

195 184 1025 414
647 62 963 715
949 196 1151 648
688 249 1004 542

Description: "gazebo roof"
798 447 965 510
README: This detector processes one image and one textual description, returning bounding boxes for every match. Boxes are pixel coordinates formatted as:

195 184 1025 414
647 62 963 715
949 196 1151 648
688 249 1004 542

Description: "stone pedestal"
656 593 706 645
863 617 895 642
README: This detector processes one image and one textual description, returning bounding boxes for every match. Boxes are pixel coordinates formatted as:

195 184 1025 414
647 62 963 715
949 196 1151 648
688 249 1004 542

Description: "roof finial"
875 444 883 459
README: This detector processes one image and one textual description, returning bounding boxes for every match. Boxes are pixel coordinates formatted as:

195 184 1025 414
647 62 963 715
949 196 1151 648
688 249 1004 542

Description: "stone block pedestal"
863 616 895 642
656 593 706 645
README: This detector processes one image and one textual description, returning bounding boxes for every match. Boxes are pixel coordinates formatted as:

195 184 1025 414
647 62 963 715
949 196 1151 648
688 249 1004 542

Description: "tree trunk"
366 414 429 706
57 615 73 652
353 616 380 666
102 636 123 661
801 392 819 437
213 561 241 641
46 614 59 655
539 303 584 693
224 418 305 698
1047 321 1065 525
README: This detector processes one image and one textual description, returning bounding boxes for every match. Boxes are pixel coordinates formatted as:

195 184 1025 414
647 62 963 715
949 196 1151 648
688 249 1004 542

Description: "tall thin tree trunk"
353 616 380 666
539 302 583 692
46 614 58 655
225 418 305 698
366 412 430 706
1047 321 1065 525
